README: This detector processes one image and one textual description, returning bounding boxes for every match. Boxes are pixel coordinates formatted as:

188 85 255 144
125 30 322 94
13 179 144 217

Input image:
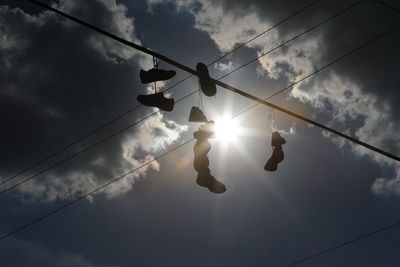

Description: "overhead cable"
25 0 400 161
2 0 392 196
0 0 321 187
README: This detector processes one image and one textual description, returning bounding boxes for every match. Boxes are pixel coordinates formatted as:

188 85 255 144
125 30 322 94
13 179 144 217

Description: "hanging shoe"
193 121 216 139
264 146 284 171
196 63 217 97
137 92 174 111
140 68 176 84
193 140 211 172
264 132 286 172
189 106 208 122
196 171 226 194
271 132 286 146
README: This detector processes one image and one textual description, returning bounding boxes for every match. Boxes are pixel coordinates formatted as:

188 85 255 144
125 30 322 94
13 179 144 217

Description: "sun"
214 116 242 143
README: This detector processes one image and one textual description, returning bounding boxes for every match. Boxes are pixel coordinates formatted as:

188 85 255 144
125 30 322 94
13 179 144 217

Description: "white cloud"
147 0 322 82
292 71 400 195
17 111 188 202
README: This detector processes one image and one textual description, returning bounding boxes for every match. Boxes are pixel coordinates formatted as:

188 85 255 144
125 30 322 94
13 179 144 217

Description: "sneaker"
140 68 176 84
271 132 286 147
196 171 226 194
193 140 211 172
264 145 284 172
137 92 174 111
193 121 216 139
196 63 217 97
189 106 208 122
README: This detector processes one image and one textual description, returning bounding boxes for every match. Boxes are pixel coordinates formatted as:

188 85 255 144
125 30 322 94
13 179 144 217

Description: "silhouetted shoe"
196 171 226 194
137 92 174 111
193 121 216 139
264 159 278 171
196 63 217 97
140 68 176 84
264 145 285 172
189 106 208 122
271 132 286 147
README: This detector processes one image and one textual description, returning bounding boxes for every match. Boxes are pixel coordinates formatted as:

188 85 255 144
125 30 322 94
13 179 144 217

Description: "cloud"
0 0 187 201
292 70 400 195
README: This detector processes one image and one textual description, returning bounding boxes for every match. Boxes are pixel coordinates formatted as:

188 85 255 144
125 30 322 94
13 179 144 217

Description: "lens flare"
214 116 242 143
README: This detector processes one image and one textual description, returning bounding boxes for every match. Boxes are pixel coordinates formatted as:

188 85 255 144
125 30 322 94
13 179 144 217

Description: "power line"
284 220 400 266
0 0 381 196
0 0 320 187
374 0 400 13
0 138 195 242
24 0 400 161
0 90 196 196
206 0 320 65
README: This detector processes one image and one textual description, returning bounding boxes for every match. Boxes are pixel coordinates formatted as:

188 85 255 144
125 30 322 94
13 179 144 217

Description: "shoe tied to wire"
137 92 174 111
189 106 208 122
140 68 176 84
271 132 286 146
196 63 217 97
193 121 216 139
264 132 286 172
196 171 226 194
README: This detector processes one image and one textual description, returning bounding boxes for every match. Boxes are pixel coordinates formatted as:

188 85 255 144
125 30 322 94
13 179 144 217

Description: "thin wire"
2 68 400 243
0 0 320 187
216 0 365 83
0 138 195 242
0 91 197 196
283 220 400 266
233 23 400 117
2 0 397 196
373 0 400 13
206 0 321 66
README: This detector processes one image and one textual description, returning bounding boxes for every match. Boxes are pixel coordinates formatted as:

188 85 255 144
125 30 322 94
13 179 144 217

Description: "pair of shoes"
196 63 217 97
140 68 176 84
196 171 226 194
137 92 174 111
264 132 286 172
193 121 216 140
189 106 208 122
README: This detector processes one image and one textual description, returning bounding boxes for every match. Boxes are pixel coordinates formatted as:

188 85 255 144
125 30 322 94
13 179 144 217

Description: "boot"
140 69 176 84
189 106 208 122
264 132 286 172
196 63 217 97
193 121 216 139
264 146 284 171
196 171 226 194
137 92 174 111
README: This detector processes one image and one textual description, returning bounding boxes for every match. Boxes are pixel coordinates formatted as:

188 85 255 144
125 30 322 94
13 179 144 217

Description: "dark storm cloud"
0 0 186 200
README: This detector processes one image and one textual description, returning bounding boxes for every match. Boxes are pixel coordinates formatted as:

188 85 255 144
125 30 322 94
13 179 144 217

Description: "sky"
0 0 400 266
